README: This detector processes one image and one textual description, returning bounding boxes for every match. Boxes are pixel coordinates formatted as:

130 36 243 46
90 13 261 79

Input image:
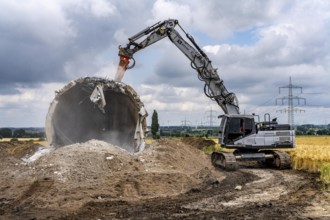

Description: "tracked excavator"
117 19 295 171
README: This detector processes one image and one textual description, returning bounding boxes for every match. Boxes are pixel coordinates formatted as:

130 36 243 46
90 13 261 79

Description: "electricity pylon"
276 77 306 129
205 107 217 127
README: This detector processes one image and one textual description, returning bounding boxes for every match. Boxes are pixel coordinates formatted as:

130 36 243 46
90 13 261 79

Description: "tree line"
295 125 330 135
1 119 329 140
0 128 45 139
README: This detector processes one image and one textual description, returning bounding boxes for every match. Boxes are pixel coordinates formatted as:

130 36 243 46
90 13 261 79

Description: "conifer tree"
151 110 160 139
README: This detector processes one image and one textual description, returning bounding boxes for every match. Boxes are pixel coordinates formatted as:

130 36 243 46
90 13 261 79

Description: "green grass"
320 163 330 190
202 144 233 155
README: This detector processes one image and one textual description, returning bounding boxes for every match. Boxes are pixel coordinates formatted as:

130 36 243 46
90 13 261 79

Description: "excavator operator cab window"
228 118 241 134
227 117 254 142
218 116 227 145
227 118 243 142
244 118 254 135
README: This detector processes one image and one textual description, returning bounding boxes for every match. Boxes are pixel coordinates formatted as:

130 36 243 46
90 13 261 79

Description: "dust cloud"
114 65 126 82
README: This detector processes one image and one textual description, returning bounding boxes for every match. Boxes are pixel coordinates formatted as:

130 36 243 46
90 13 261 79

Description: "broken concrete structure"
45 77 148 153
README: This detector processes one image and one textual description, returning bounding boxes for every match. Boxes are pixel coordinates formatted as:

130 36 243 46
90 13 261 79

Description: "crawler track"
272 150 291 169
211 152 237 171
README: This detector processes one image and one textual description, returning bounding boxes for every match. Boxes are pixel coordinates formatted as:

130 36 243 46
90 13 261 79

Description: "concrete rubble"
45 77 148 153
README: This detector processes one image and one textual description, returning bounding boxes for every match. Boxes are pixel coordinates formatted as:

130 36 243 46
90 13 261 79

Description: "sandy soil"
0 139 329 219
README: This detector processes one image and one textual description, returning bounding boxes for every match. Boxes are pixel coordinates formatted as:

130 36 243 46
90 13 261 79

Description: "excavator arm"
118 19 240 115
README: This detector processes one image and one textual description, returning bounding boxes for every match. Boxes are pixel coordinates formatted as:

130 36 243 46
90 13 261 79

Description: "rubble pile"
0 139 220 213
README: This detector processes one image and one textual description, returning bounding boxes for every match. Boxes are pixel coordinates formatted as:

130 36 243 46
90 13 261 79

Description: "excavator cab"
218 114 256 146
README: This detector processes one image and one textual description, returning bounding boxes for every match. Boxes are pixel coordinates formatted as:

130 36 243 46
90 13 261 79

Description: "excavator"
117 19 295 171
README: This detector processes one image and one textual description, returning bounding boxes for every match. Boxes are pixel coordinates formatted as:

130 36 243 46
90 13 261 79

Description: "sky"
0 0 330 127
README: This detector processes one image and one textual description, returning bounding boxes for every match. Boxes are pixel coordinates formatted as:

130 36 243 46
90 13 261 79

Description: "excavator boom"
118 19 239 115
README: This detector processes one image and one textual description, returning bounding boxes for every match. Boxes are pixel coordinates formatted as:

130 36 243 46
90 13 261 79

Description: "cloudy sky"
1 0 330 127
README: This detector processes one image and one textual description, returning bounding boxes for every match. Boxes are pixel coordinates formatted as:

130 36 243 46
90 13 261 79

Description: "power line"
181 116 191 128
204 107 217 127
244 94 279 114
276 77 306 128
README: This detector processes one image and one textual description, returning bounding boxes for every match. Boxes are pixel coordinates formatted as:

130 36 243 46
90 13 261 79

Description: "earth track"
62 169 329 220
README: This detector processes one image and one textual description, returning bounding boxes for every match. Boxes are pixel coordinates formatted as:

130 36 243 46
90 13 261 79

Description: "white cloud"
191 0 287 38
0 0 76 46
113 29 129 45
0 83 65 127
90 0 116 17
148 0 193 26
0 83 61 107
138 83 213 114
203 45 221 55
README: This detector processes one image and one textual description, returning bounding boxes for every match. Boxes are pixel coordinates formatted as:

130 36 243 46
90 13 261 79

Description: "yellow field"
292 136 330 188
0 138 49 146
292 136 330 172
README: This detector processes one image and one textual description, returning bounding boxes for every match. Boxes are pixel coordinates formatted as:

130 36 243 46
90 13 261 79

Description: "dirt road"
62 169 329 220
0 139 329 219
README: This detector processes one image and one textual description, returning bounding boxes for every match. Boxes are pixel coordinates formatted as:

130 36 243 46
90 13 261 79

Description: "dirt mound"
181 137 217 150
0 139 222 215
